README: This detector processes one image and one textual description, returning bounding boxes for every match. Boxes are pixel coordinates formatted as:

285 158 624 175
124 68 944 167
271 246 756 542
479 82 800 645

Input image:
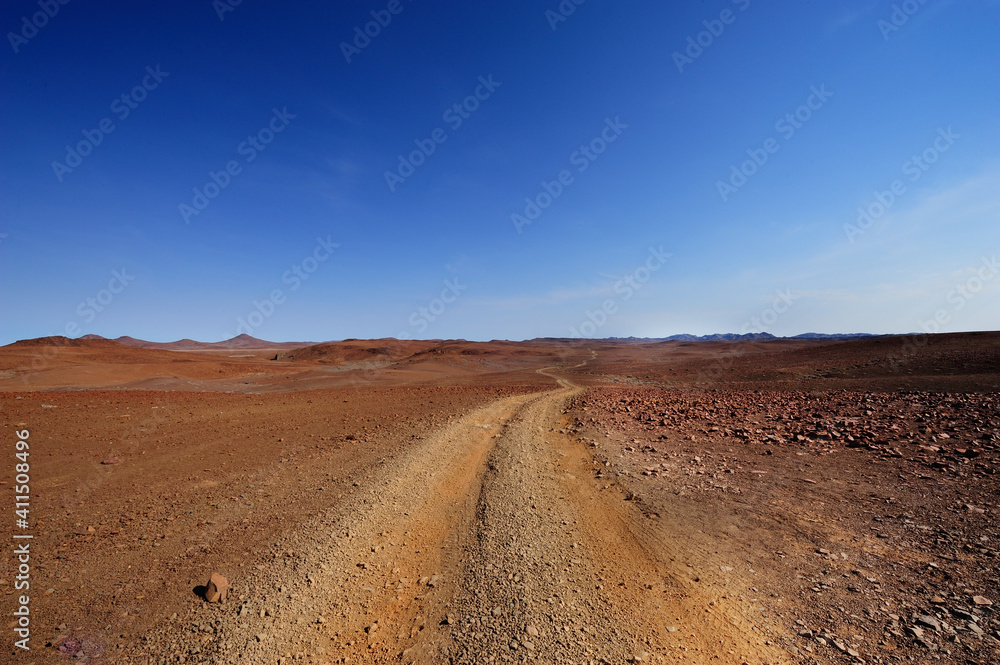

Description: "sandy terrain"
0 333 997 664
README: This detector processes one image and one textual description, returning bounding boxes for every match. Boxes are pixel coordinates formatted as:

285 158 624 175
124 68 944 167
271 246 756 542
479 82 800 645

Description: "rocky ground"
570 388 999 665
116 376 789 665
1 334 998 664
0 384 541 664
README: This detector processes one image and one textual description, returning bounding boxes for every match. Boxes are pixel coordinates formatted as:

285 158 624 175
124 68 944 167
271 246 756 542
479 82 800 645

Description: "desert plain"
1 332 998 665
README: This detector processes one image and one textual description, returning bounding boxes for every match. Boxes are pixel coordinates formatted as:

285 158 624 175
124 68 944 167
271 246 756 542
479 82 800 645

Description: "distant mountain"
606 332 883 342
5 332 887 352
4 335 123 348
792 332 881 340
114 334 311 351
671 332 778 342
607 333 779 342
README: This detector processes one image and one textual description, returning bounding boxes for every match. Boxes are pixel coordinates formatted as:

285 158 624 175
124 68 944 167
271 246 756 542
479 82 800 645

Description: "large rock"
205 573 229 603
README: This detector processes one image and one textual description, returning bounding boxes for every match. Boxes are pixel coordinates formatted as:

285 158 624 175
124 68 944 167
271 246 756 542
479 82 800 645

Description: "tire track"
438 368 790 663
132 366 790 664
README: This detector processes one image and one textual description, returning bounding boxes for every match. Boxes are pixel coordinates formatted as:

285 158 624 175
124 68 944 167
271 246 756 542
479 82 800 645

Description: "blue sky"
2 0 998 343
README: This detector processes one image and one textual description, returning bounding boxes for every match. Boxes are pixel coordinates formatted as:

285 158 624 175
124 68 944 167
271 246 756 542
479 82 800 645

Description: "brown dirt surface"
0 333 998 664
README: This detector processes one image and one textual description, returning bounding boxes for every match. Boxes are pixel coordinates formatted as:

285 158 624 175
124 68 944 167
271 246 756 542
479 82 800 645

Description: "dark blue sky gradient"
2 0 998 343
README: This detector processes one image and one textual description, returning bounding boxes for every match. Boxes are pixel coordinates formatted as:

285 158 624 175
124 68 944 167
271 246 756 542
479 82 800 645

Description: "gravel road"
131 369 787 664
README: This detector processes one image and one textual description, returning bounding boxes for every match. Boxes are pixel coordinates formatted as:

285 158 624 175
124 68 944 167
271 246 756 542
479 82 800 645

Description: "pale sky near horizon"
2 0 999 344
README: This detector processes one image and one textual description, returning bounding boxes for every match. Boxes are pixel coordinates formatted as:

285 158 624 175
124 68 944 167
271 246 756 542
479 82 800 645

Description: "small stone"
952 608 975 622
526 625 539 637
972 595 992 606
204 573 229 603
916 615 940 631
930 596 946 605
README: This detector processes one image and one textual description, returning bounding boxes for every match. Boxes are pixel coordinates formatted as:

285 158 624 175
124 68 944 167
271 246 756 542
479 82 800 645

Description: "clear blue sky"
2 0 998 343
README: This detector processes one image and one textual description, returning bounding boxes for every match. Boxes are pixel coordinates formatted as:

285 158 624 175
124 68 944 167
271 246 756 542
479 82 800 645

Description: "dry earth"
0 333 997 664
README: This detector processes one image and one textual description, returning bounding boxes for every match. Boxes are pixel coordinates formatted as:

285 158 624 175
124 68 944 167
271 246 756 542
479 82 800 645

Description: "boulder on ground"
205 572 229 603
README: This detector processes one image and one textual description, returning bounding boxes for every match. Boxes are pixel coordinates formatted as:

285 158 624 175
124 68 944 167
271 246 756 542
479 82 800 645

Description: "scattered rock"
916 615 940 631
204 572 229 603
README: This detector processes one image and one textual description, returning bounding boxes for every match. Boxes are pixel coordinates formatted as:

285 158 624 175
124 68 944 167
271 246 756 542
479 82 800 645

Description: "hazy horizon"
8 329 986 348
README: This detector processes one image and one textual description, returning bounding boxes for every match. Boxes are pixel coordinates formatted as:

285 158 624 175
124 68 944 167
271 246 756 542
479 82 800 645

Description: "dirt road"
132 370 788 664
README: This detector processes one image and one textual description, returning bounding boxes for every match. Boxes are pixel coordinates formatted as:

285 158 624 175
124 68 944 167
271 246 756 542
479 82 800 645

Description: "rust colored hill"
0 336 279 391
578 331 1000 392
279 338 439 363
115 333 308 351
4 335 124 349
279 338 584 365
3 331 998 393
